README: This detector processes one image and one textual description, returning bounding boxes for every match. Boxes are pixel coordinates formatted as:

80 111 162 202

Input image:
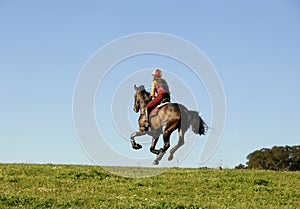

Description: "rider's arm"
150 80 156 97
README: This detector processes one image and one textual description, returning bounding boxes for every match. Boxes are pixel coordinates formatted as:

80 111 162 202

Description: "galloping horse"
130 84 207 165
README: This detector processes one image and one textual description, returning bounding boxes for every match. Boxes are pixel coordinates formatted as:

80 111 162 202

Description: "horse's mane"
139 88 149 94
140 89 150 102
136 85 150 98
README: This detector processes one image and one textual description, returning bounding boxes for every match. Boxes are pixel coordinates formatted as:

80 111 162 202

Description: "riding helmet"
152 68 162 78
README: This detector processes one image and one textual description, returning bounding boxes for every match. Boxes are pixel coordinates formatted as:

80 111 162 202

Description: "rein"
139 101 149 115
140 108 146 115
138 91 150 115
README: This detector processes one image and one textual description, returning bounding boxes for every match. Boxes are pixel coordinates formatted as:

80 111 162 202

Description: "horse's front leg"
130 130 144 150
168 129 185 161
150 137 160 155
160 130 171 153
151 136 166 166
153 130 171 165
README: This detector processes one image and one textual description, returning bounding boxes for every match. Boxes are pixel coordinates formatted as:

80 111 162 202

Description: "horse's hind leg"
168 129 185 161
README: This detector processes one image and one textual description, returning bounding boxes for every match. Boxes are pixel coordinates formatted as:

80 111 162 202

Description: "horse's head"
133 84 149 113
133 84 144 113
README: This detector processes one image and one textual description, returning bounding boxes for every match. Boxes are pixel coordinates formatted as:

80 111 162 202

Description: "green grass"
0 163 299 208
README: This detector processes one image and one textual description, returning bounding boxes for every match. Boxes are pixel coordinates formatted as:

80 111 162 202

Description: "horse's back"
161 102 188 113
158 103 189 122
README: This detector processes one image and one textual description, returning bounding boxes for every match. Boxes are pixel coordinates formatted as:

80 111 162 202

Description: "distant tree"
246 148 272 170
290 145 300 171
271 146 291 170
246 145 300 171
235 163 246 169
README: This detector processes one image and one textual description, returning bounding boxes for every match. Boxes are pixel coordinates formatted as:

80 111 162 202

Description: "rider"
144 68 170 129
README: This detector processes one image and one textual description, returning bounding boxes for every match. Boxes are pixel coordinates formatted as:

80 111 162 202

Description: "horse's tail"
188 110 207 135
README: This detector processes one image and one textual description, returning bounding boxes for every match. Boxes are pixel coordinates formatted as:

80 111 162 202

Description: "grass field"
0 163 299 208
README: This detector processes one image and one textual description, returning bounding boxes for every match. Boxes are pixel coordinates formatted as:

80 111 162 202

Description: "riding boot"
144 108 150 130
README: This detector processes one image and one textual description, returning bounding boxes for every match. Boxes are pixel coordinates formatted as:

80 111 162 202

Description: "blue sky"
0 1 299 168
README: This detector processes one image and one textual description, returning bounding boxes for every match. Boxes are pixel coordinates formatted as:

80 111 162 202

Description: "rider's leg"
162 93 171 103
144 93 164 130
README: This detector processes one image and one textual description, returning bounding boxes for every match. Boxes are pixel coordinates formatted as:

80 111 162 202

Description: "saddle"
149 101 170 118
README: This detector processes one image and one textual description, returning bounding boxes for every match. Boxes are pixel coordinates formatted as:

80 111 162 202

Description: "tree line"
236 145 300 171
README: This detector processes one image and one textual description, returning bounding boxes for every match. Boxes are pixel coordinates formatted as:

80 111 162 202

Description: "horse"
130 84 207 165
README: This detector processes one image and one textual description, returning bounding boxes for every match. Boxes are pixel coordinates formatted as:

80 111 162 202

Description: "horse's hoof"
132 143 142 150
168 153 174 161
153 160 159 165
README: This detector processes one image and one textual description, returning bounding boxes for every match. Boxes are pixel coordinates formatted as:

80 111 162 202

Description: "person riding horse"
131 83 207 165
144 69 171 130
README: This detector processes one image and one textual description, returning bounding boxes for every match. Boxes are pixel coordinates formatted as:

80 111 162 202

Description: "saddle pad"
157 102 170 108
150 102 170 118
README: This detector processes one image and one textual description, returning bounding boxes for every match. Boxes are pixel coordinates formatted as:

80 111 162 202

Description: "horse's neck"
144 91 150 100
140 93 150 114
140 104 146 114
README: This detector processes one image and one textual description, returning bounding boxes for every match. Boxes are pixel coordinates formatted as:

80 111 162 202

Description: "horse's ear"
134 84 137 91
